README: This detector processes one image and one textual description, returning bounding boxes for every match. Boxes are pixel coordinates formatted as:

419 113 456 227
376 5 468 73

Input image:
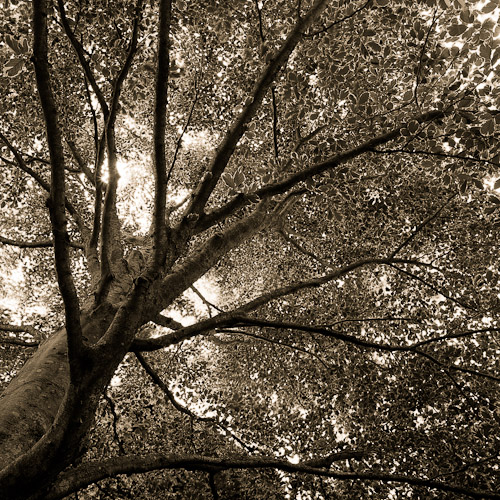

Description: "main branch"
182 0 329 220
32 0 84 380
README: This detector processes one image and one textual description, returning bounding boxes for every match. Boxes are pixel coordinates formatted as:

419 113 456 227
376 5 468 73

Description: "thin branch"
253 0 279 159
103 392 126 455
279 228 332 268
57 0 109 116
182 0 329 219
44 453 500 500
165 77 199 190
388 193 457 259
214 329 331 370
195 110 445 232
389 264 476 310
0 234 84 249
191 285 224 315
323 317 422 328
414 9 440 106
305 0 373 37
0 131 87 237
65 138 94 185
135 353 256 453
33 0 85 379
415 348 500 382
0 322 39 338
151 0 172 271
371 148 500 168
0 337 39 347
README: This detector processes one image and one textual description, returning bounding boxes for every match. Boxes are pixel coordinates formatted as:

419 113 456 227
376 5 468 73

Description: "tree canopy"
1 0 500 498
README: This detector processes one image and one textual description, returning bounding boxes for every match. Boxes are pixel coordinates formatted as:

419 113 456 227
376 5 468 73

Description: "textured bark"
0 304 115 472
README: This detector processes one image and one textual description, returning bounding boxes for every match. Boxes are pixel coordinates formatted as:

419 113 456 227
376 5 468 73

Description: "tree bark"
0 303 116 474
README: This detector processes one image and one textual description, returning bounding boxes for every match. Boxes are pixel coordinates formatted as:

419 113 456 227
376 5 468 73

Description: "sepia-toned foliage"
1 0 500 498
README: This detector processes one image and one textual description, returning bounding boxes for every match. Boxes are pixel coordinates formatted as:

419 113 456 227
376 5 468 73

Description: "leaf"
480 119 495 135
482 2 497 13
234 171 245 185
222 173 235 188
358 92 369 105
4 57 24 77
407 120 419 135
448 24 467 36
5 34 21 54
402 90 414 102
480 43 492 61
367 41 381 52
493 178 500 190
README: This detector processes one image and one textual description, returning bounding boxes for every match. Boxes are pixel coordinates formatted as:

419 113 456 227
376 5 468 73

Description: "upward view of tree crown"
0 0 500 498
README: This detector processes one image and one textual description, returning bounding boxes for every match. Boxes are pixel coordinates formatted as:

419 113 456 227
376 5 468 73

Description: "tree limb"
33 0 85 379
0 234 84 249
0 322 39 338
57 0 109 116
182 0 329 219
151 0 172 271
196 110 445 231
131 257 430 350
43 453 500 500
388 193 457 259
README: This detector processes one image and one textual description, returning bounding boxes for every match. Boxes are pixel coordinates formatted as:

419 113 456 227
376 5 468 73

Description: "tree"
0 0 499 497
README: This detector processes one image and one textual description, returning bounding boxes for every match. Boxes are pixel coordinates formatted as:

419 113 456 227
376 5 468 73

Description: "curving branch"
57 0 109 116
135 353 256 453
131 257 431 351
389 264 476 310
0 234 84 249
43 453 500 500
195 109 445 232
99 1 142 287
182 0 329 220
214 329 331 370
166 77 199 190
33 0 85 379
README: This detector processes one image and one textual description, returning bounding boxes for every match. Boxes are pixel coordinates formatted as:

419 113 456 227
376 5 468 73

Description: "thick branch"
151 0 172 270
131 257 427 350
32 0 84 378
196 110 444 231
99 4 141 283
147 203 271 324
183 0 329 218
44 453 500 500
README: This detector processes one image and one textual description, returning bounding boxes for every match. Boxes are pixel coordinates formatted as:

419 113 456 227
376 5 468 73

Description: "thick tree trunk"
0 303 116 488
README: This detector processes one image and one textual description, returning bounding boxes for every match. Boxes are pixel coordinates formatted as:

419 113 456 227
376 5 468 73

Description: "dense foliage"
1 0 500 498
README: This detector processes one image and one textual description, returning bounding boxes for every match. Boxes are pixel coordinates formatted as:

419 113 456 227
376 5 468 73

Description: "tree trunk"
0 302 117 497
